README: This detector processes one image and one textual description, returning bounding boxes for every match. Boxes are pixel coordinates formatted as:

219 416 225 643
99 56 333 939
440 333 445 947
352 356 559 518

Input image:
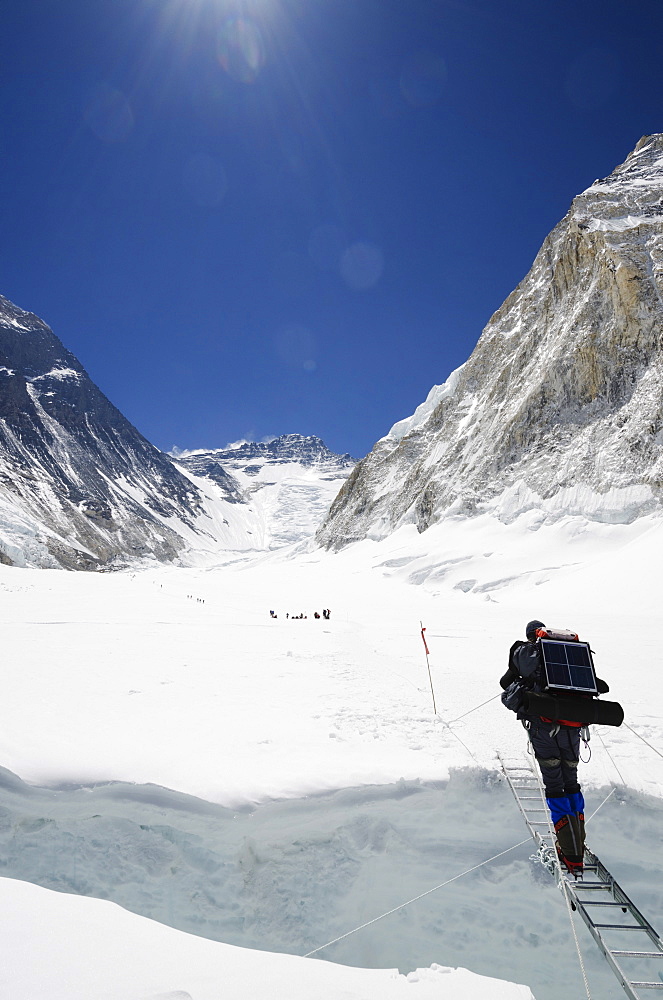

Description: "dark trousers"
527 718 585 865
527 717 581 798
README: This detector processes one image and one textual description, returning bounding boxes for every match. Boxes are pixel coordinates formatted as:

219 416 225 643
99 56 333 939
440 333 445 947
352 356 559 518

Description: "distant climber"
500 619 613 877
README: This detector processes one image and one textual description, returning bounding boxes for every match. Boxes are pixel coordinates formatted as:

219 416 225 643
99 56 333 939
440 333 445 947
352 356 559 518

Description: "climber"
500 619 610 877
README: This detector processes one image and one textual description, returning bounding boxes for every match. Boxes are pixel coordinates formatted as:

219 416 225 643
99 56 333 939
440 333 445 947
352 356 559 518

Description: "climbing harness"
579 726 592 764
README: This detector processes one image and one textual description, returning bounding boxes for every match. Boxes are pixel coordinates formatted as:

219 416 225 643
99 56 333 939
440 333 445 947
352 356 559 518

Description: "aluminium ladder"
498 754 663 999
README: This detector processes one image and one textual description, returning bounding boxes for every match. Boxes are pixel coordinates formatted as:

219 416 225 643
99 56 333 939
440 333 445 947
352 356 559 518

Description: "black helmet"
525 619 545 640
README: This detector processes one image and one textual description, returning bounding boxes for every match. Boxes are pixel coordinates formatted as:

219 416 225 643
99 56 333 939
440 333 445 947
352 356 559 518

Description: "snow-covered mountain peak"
177 433 356 469
318 133 663 549
0 295 213 569
175 434 357 551
572 133 663 235
0 293 50 334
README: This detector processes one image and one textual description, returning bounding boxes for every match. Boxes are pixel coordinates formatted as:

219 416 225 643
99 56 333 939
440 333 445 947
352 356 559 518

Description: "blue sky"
1 0 662 459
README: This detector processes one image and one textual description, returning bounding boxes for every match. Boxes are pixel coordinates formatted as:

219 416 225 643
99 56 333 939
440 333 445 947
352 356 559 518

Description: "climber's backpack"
504 627 623 727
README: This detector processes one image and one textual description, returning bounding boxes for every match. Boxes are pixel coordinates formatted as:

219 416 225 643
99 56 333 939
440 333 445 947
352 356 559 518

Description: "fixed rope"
586 786 616 822
446 692 502 724
596 729 627 785
436 690 505 765
437 714 481 765
623 721 663 761
304 837 531 958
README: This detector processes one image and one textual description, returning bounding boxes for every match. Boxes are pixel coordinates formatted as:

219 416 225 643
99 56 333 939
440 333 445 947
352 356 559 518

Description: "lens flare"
340 241 384 291
83 83 134 143
217 17 266 83
275 324 317 371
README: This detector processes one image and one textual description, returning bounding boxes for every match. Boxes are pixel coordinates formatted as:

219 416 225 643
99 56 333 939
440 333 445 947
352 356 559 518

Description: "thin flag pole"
420 622 437 715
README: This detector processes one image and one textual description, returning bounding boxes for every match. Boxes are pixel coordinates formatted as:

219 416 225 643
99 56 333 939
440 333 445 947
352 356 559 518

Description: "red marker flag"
420 622 437 714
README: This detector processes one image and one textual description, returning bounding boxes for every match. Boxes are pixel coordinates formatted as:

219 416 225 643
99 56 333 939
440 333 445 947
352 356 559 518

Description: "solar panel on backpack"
539 639 597 694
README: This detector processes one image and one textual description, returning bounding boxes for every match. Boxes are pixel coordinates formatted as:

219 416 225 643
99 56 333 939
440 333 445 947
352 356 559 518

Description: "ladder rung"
612 951 663 959
628 983 663 990
582 901 632 907
593 924 650 931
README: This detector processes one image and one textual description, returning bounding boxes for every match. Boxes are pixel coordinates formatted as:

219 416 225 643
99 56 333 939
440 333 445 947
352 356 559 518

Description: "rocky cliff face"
0 295 206 568
317 134 663 550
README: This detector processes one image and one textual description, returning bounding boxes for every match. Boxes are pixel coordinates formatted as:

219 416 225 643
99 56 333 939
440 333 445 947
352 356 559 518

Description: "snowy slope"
1 509 662 998
2 516 660 804
317 133 663 548
0 878 533 1000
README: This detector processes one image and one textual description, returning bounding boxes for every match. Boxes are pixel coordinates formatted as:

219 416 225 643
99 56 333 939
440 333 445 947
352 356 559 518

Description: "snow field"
3 513 662 804
0 509 662 998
